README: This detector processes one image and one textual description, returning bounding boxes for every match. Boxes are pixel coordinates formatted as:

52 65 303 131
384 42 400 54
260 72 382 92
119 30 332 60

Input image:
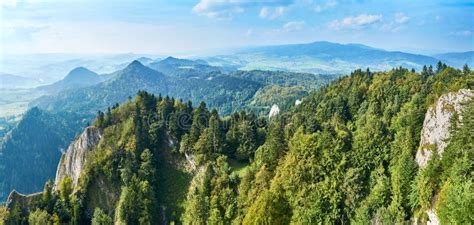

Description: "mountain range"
433 51 474 68
206 41 473 74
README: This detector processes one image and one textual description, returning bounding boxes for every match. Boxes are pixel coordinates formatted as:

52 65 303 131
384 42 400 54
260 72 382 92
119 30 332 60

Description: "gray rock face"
54 126 101 189
414 89 472 225
268 104 280 119
415 89 473 168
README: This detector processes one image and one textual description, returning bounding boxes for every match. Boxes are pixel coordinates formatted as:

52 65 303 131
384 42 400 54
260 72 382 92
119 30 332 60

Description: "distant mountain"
206 41 442 74
149 56 224 78
0 73 42 89
32 60 264 115
33 61 167 113
33 60 330 116
36 67 107 93
433 51 474 68
0 53 162 83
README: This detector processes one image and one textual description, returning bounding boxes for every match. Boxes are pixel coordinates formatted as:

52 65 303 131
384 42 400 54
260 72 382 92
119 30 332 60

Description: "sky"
0 0 473 55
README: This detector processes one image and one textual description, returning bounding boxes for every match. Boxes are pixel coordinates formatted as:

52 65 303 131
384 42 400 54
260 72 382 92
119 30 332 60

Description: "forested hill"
2 64 473 224
32 60 330 116
0 60 330 204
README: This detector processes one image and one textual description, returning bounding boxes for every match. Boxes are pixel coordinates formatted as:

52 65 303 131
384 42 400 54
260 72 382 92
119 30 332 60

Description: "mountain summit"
64 67 100 82
36 67 104 93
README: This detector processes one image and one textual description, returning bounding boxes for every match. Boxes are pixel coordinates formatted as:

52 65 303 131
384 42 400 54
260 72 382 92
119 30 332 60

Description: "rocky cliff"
415 89 473 168
54 126 101 189
414 89 472 224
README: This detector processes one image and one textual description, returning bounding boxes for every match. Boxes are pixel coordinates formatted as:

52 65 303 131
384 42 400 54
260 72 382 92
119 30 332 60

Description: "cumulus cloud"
329 14 382 29
283 21 305 32
193 0 294 18
259 6 286 20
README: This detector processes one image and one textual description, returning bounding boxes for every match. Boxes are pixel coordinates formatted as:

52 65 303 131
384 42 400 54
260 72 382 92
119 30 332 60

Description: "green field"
0 89 45 117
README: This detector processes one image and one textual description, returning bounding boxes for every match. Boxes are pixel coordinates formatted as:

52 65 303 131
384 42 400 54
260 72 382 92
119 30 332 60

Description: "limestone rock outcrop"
54 126 101 189
415 89 473 168
414 89 472 225
268 104 280 119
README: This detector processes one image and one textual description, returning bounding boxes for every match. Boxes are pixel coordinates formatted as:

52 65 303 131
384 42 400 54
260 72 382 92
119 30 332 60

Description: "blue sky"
1 0 473 55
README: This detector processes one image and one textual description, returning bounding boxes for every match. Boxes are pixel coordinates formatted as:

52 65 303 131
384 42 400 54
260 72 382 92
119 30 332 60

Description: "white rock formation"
295 99 302 106
415 89 472 168
54 126 101 188
268 104 280 119
414 89 472 225
426 208 440 225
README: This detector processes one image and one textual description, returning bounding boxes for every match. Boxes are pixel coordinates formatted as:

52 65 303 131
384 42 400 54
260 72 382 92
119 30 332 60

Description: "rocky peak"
268 104 280 119
415 89 473 168
54 126 101 189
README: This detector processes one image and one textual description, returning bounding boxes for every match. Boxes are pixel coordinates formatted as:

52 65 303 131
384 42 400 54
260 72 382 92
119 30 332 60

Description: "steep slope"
54 126 102 188
36 67 105 93
412 89 473 224
416 89 473 168
0 108 86 202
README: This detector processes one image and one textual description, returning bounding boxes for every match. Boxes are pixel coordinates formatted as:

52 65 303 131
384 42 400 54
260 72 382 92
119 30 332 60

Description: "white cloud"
395 13 410 24
314 0 337 13
329 14 382 29
380 13 410 32
450 30 472 37
283 21 305 32
259 6 286 20
192 0 295 18
192 0 244 19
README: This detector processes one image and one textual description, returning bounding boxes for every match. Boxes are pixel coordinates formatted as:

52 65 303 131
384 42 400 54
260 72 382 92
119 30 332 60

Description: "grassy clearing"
228 158 250 178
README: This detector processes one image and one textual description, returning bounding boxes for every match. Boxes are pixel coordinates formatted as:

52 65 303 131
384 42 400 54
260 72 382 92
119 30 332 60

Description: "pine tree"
189 102 209 144
463 64 471 75
428 65 434 76
421 65 428 77
436 61 444 73
91 208 112 225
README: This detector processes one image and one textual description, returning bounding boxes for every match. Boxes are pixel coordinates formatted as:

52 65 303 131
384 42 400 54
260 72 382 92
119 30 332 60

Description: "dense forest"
1 63 473 224
0 62 331 203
